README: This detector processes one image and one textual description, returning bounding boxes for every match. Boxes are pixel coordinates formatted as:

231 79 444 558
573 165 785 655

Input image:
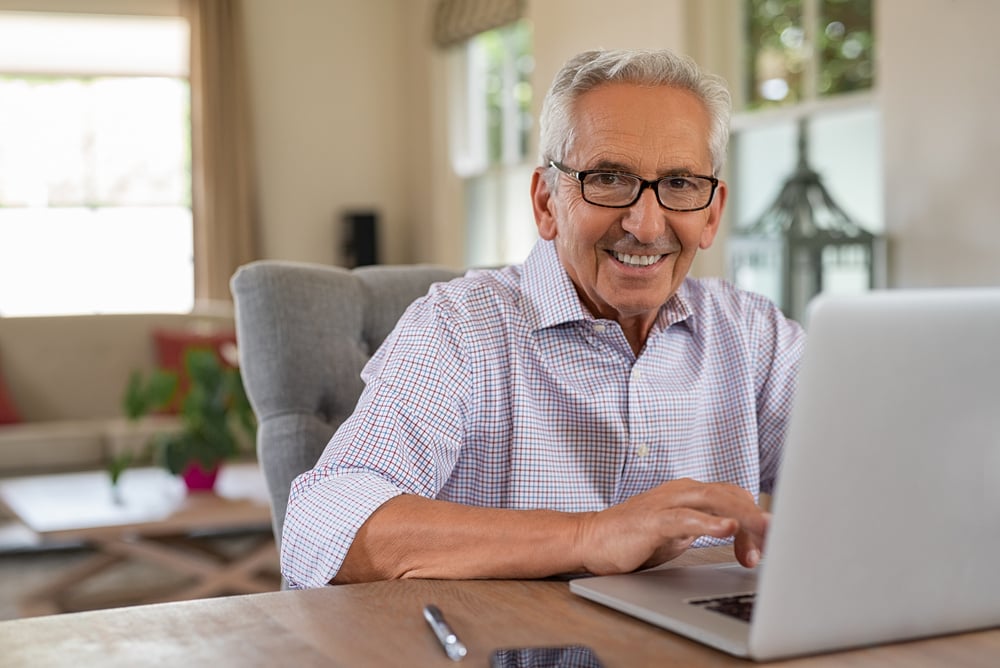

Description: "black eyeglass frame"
549 160 719 212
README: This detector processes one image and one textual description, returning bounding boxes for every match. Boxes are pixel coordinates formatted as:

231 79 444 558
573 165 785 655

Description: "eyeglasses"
549 161 719 212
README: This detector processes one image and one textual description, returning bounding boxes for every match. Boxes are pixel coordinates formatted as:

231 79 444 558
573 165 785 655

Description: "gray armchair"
230 260 461 549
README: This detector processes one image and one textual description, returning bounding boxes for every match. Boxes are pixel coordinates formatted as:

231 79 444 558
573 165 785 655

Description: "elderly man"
282 48 805 588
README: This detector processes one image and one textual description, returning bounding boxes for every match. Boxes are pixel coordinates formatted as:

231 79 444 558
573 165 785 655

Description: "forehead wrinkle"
574 121 711 177
570 83 714 176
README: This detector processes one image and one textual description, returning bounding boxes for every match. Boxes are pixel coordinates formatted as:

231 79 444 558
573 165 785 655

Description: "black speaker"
342 210 379 267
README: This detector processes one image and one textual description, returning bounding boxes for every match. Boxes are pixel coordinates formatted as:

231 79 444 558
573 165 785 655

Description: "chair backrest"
230 260 461 548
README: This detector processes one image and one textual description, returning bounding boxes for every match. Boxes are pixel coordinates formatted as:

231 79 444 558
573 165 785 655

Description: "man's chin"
600 290 675 319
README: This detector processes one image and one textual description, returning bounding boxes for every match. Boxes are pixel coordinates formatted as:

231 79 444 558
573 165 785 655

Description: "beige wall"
242 0 410 267
401 0 464 268
878 0 1000 287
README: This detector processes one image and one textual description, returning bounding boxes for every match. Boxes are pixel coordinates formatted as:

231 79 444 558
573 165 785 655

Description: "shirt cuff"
281 469 404 588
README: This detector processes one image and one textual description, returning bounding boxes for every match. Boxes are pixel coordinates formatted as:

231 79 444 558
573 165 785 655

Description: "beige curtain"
183 0 259 303
432 0 525 48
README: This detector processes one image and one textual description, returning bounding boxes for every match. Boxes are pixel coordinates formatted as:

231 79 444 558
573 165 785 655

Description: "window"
727 0 881 315
0 12 191 316
449 20 536 267
745 0 874 108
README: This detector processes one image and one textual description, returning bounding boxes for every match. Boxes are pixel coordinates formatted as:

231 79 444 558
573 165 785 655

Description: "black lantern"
727 119 886 322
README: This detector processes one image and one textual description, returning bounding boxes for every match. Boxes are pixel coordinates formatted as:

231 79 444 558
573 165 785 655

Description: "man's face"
531 83 727 338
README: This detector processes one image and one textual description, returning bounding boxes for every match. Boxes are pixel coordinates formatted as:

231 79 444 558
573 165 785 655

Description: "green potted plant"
121 346 256 491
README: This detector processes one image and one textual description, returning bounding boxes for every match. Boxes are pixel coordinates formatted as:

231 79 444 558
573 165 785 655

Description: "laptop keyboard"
688 593 756 622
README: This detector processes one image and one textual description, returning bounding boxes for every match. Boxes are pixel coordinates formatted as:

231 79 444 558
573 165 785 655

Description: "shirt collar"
521 239 695 335
521 240 591 331
650 278 697 336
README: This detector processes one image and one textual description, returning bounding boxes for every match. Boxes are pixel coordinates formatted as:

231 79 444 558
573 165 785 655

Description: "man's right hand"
574 478 769 575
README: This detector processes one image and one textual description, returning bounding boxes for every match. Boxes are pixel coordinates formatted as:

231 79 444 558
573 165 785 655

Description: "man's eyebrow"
585 159 635 173
659 166 704 176
586 160 704 176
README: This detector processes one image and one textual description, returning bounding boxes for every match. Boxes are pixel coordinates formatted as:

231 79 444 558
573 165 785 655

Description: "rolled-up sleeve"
281 469 404 588
279 292 470 588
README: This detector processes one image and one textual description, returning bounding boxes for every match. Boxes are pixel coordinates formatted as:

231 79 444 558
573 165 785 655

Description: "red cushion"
151 328 238 413
0 358 21 425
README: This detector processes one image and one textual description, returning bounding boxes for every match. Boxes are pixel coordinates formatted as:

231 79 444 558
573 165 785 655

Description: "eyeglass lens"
582 173 713 210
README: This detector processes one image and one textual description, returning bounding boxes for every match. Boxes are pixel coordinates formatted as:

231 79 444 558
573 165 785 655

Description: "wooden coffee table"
0 462 278 616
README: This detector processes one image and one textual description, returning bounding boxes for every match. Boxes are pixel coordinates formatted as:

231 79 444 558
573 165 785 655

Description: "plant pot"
181 461 220 493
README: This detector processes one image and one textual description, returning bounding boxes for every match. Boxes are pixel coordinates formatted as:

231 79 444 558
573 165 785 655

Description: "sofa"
0 307 236 478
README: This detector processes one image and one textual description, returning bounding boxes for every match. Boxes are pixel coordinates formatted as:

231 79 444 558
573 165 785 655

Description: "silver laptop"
570 288 1000 661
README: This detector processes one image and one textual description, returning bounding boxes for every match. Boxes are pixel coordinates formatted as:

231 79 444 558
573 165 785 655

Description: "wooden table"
0 546 995 667
0 462 278 616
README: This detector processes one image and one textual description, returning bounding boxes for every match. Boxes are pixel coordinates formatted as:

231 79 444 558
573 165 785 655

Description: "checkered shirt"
281 239 805 588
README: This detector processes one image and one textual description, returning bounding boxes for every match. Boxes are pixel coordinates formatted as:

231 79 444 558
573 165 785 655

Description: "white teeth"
613 252 663 267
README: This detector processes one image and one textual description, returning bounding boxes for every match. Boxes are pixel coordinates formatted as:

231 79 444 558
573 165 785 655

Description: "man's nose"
620 187 665 243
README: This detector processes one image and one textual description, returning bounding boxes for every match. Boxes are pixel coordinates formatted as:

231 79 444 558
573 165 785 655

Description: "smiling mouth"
610 250 666 267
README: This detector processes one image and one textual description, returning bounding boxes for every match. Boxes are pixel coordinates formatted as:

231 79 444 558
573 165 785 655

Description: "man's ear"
531 167 558 241
699 179 728 250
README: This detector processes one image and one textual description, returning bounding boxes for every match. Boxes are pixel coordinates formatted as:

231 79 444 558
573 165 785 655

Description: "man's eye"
591 173 629 187
664 177 696 190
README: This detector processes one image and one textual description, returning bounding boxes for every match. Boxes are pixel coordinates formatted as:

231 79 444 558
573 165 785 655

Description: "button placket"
628 360 652 466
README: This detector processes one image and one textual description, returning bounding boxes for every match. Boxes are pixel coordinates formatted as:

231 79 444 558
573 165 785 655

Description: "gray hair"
538 49 732 181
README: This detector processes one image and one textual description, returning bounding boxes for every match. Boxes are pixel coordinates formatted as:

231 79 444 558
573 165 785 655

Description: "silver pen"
423 603 467 661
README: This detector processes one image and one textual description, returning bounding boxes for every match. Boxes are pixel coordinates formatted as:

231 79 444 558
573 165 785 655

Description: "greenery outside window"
746 0 875 109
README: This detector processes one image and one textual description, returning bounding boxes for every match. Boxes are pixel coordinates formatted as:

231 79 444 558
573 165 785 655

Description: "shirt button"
632 369 642 381
637 443 650 458
592 322 606 333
